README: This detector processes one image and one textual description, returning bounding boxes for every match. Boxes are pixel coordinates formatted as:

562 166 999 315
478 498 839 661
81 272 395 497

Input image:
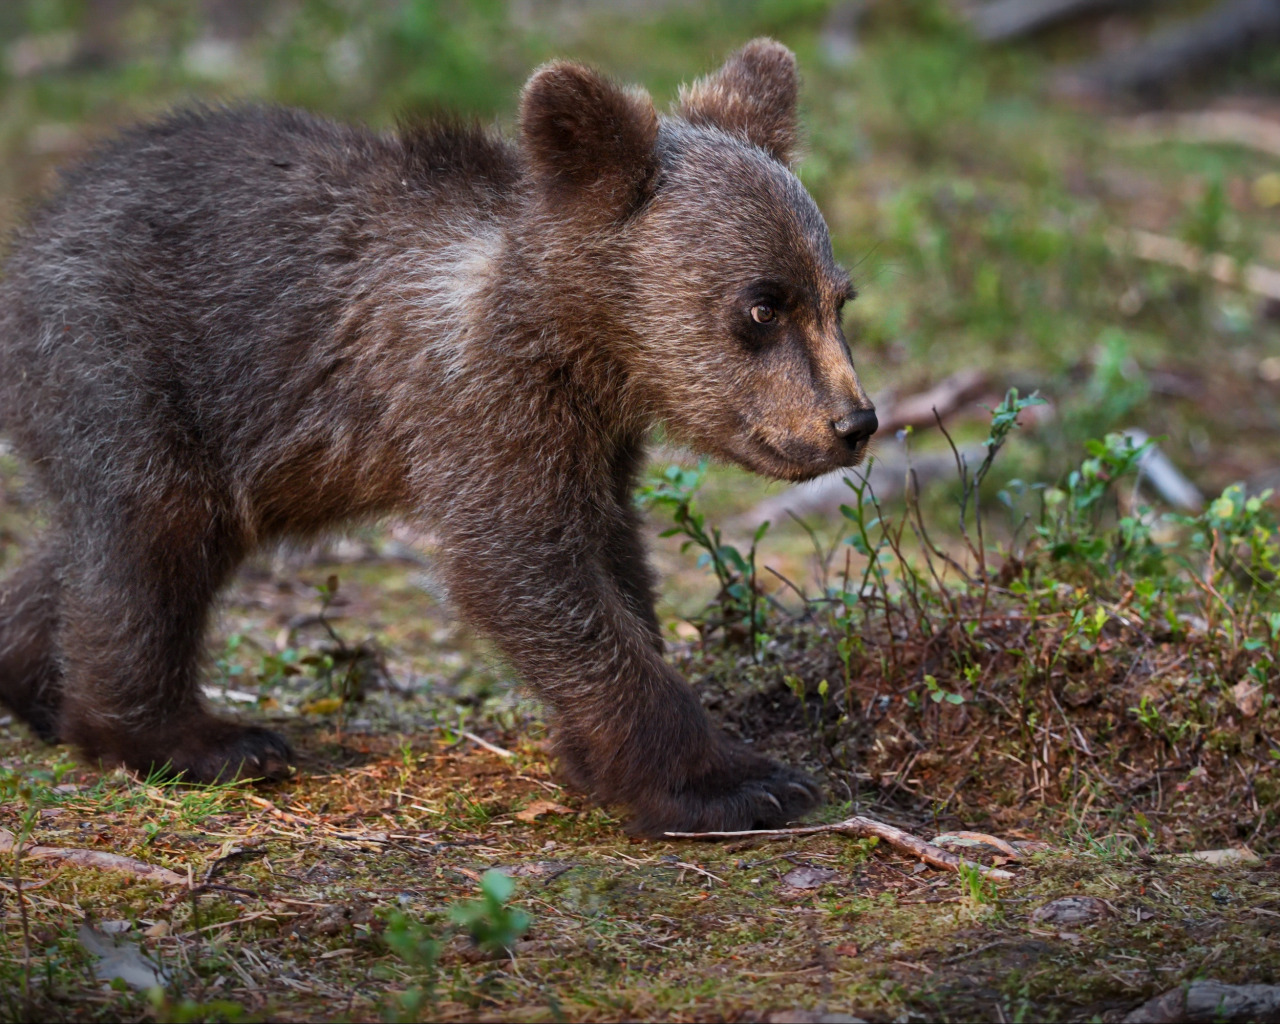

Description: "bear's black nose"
832 407 878 444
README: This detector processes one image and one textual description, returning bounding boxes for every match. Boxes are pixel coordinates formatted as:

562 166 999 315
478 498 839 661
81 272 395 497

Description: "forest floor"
2 433 1278 1023
0 532 1274 1024
4 1 1280 1021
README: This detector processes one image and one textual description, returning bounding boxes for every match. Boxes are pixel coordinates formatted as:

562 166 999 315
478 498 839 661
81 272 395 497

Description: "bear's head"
520 39 876 482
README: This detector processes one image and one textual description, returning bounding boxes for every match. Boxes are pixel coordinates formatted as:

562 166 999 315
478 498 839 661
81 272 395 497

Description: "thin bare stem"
905 467 964 621
764 564 811 608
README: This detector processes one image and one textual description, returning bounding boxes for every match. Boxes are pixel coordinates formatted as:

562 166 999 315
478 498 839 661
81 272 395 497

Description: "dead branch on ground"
1056 0 1280 101
971 0 1157 44
0 827 187 886
1111 109 1280 159
666 816 1016 881
876 369 990 436
1110 227 1280 302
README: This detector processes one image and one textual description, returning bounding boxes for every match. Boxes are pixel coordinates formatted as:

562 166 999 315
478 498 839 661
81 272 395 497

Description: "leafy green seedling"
449 870 531 955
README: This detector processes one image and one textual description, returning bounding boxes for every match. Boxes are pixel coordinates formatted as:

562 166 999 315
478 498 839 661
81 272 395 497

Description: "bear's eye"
750 303 775 324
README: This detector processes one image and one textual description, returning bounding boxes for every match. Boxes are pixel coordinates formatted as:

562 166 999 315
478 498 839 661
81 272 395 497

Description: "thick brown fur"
676 38 800 164
0 40 876 834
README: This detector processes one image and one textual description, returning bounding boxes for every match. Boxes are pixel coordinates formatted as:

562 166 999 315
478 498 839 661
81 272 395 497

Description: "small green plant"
382 911 443 1022
1037 431 1159 575
834 389 1045 668
1178 173 1231 257
639 461 770 650
923 674 964 705
446 792 496 829
449 870 531 955
305 574 385 706
381 871 531 1022
956 861 999 910
224 574 389 715
1082 329 1149 432
1128 693 1194 748
1130 694 1162 734
149 992 247 1024
214 631 248 685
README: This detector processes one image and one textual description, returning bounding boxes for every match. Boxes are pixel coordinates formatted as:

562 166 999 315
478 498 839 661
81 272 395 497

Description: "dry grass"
2 460 1278 1021
3 700 1277 1023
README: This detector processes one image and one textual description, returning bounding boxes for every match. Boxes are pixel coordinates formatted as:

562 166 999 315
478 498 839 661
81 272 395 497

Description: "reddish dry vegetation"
2 708 1277 1024
2 478 1278 1023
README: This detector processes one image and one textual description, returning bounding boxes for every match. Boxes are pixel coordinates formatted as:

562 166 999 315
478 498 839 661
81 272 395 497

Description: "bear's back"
0 106 519 501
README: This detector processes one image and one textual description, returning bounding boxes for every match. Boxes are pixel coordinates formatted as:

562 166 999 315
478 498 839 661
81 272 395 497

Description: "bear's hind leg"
56 513 292 783
0 537 67 742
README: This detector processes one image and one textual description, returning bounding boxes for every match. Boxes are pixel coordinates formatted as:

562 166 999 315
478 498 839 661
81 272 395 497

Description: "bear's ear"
675 38 798 164
520 61 659 219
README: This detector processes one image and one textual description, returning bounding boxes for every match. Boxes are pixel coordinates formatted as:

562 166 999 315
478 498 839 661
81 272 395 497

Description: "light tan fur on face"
623 124 872 482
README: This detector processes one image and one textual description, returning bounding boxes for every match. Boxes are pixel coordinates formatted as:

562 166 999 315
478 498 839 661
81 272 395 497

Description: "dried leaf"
514 800 575 822
1232 680 1263 718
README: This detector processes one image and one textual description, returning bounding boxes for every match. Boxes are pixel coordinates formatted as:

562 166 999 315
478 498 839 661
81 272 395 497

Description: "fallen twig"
1125 428 1204 511
243 793 313 826
461 730 515 759
0 827 186 886
1111 227 1280 302
674 861 727 885
876 369 989 436
933 831 1023 861
971 0 1153 43
1111 109 1280 159
664 816 1016 881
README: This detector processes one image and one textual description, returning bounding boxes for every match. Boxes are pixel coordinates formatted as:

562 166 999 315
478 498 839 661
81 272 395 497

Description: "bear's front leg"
439 521 821 834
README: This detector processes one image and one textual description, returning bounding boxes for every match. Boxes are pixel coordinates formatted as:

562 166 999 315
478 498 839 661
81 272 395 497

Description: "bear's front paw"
627 750 822 836
128 718 294 784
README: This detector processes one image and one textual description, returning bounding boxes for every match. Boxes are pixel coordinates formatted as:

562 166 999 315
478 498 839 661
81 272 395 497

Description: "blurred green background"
1 0 1278 526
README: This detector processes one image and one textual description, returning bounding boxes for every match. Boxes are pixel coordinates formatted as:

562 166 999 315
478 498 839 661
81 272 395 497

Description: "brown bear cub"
0 39 876 834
